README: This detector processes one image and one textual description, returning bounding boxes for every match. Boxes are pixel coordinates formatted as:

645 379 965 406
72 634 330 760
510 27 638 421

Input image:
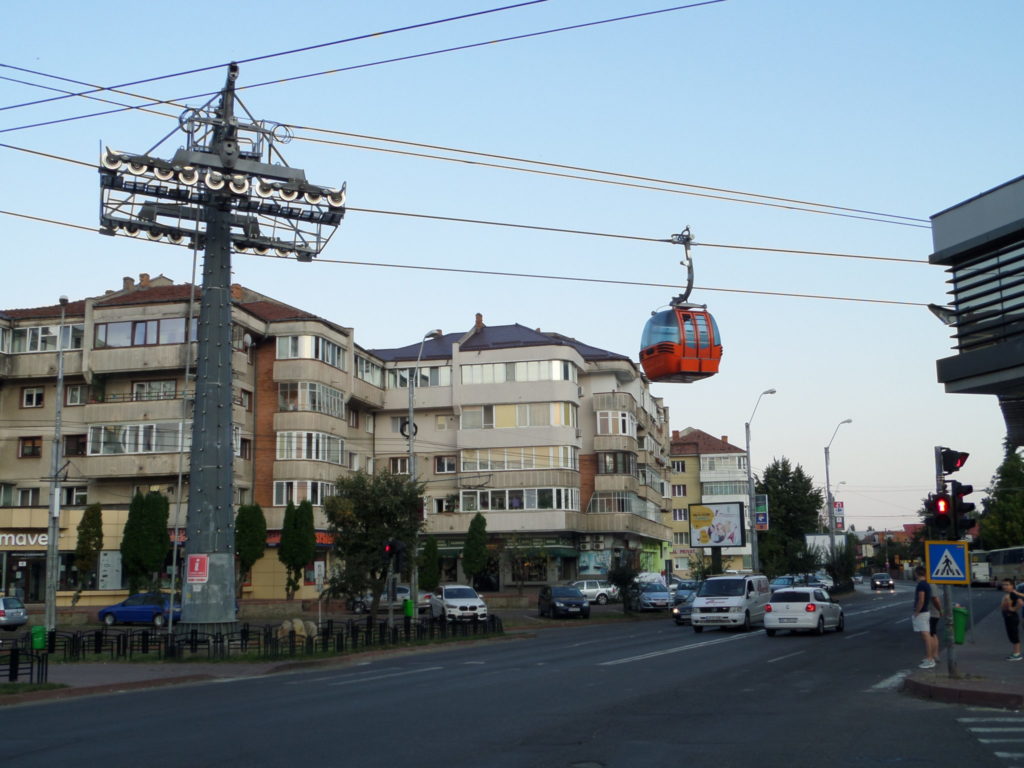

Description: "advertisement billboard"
689 502 746 548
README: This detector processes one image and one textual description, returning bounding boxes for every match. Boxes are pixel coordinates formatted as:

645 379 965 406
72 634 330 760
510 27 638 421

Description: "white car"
430 585 488 622
764 587 844 636
569 579 619 604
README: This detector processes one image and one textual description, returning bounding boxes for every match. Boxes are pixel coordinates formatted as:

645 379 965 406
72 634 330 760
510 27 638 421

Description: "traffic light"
951 480 977 538
925 492 952 531
392 539 407 573
940 448 970 474
383 539 396 567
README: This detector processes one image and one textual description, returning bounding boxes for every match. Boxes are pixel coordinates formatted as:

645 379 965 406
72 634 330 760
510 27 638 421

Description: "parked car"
764 587 844 636
569 579 618 604
671 591 696 626
628 581 671 611
0 596 28 631
350 585 411 614
538 585 590 619
98 593 181 627
870 573 895 591
430 585 488 622
808 573 834 591
769 575 803 593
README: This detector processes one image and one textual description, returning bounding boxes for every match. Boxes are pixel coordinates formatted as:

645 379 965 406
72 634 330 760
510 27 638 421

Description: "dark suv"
538 585 590 619
870 573 895 591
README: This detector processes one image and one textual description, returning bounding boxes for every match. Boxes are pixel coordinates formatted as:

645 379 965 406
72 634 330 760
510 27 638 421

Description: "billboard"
689 502 746 548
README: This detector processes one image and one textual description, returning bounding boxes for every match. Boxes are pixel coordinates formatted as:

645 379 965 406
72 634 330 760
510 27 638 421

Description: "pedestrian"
912 566 936 669
1000 578 1023 661
928 584 943 664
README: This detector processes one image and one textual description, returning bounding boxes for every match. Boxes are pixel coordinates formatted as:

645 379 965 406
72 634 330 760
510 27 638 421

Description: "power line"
0 1 726 136
0 1 551 113
291 126 929 226
0 207 927 307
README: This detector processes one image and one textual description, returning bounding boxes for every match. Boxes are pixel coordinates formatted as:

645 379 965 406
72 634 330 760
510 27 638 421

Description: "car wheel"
693 625 704 633
103 613 115 627
353 601 367 614
596 594 608 605
836 613 845 632
153 614 165 628
815 617 825 636
766 628 777 637
742 611 751 632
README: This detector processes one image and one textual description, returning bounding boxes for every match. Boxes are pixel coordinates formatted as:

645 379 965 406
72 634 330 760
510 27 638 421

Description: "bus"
985 546 1024 587
970 549 992 587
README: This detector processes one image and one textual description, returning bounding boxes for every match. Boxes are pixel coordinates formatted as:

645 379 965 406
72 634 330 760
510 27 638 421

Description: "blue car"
98 593 181 627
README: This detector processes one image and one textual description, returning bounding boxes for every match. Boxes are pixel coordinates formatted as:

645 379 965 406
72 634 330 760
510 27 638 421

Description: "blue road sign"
925 540 969 585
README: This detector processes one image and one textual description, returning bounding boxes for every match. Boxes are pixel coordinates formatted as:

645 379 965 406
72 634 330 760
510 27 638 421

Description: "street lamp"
45 296 69 632
405 329 442 620
824 419 853 556
745 388 776 572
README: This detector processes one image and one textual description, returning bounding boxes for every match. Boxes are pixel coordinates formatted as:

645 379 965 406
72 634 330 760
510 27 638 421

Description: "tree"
71 503 103 606
418 536 441 592
461 513 489 589
324 470 424 616
607 563 638 614
755 458 824 578
980 439 1024 549
120 490 170 593
278 500 316 600
504 534 546 595
235 503 267 599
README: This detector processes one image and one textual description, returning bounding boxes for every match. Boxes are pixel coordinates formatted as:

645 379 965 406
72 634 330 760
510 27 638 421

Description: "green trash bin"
30 625 46 650
953 605 969 645
403 598 415 618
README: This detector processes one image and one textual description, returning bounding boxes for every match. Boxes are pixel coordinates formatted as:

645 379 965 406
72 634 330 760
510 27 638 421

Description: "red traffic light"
935 495 950 515
926 492 952 530
941 448 969 474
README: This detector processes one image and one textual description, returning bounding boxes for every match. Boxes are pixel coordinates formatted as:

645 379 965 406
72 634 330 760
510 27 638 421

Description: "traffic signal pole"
935 445 958 678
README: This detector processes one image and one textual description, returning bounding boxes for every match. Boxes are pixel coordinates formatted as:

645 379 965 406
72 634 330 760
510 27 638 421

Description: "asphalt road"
6 584 1014 768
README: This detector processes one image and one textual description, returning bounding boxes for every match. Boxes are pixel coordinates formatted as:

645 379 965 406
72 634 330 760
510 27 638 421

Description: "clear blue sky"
2 0 1020 532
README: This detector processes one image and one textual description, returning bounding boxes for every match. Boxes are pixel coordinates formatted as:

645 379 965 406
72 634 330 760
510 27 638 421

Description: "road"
6 584 1014 768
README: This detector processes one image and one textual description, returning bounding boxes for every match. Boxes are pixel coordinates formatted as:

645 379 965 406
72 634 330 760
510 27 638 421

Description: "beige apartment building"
0 274 671 605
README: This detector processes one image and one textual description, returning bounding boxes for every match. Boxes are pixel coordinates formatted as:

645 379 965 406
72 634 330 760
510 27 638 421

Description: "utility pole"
99 63 346 632
44 296 69 632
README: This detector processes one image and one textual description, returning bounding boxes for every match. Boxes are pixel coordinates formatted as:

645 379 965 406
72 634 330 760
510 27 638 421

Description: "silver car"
0 596 28 631
570 579 619 605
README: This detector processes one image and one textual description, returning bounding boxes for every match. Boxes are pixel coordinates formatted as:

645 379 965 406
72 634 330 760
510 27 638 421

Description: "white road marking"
960 718 1024 722
869 671 909 691
464 661 485 665
994 752 1024 759
599 632 753 666
843 631 869 640
327 666 443 686
766 651 805 664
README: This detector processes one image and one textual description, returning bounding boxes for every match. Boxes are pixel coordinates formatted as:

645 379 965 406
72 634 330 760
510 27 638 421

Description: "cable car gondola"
639 227 723 383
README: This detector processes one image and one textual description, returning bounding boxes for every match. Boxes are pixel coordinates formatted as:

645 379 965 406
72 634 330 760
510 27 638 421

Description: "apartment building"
369 313 672 589
668 428 749 576
1 276 670 603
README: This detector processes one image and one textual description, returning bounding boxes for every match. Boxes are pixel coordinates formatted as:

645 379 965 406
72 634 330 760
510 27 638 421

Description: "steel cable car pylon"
639 227 723 383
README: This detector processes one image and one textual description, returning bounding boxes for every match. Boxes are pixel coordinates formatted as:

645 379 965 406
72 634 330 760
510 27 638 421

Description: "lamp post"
406 330 442 620
824 419 853 557
44 296 69 632
745 388 776 572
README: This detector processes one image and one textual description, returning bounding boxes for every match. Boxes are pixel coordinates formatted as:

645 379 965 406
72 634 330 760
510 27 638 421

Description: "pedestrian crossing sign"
925 540 969 585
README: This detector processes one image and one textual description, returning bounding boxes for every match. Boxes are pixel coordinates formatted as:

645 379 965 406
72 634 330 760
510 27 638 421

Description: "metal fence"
0 614 503 682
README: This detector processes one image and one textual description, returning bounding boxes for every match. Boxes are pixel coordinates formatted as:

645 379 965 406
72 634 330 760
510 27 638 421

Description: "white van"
691 573 770 632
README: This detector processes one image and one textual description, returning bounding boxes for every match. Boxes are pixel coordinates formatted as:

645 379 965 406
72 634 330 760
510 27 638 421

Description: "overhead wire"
0 0 552 113
0 1 726 136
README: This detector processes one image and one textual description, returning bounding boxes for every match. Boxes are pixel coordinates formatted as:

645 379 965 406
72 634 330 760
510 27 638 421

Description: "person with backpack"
1000 578 1023 662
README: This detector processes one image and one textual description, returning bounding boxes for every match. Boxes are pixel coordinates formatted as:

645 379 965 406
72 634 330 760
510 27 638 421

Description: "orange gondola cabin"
639 305 723 383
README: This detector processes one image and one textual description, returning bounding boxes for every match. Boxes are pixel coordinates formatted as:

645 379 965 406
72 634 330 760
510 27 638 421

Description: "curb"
902 676 1024 710
0 674 215 708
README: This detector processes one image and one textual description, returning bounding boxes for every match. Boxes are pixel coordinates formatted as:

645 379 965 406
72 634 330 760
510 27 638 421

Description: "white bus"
970 549 992 587
984 546 1024 587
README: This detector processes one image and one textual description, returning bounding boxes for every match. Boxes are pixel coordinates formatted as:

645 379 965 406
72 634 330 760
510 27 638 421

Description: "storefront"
0 530 49 601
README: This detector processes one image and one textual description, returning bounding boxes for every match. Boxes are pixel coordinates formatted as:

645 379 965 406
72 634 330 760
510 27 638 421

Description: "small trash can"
953 605 969 645
30 625 46 650
402 598 415 618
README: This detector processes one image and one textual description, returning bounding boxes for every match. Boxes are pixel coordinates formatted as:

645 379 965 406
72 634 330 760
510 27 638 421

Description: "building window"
596 411 637 438
389 457 409 475
435 415 448 431
673 532 690 545
18 436 42 458
461 360 578 385
66 384 87 406
348 408 359 429
64 434 87 457
597 451 637 475
460 487 578 512
239 438 252 460
22 387 44 408
94 318 194 348
355 354 383 387
0 484 13 506
701 456 745 472
461 446 579 472
87 422 191 455
278 382 344 419
434 455 457 474
671 484 687 497
701 481 749 496
276 334 347 370
672 509 688 522
387 365 452 389
133 380 176 401
349 452 360 471
671 460 686 472
240 389 252 411
272 480 335 507
276 431 344 464
12 324 84 353
61 486 87 506
17 488 40 506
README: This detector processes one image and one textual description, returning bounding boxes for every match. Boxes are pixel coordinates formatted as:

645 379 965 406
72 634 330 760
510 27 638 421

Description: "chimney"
231 283 243 301
475 312 484 329
672 430 679 439
721 436 728 444
122 276 134 291
138 272 150 287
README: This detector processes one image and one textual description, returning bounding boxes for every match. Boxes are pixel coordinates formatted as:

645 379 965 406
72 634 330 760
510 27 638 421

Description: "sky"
1 0 1020 533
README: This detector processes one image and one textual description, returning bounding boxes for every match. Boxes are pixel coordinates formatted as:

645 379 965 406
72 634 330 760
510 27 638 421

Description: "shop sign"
0 531 49 547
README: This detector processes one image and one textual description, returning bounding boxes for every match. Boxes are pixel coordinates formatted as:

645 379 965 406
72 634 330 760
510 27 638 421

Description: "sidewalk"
903 605 1024 710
